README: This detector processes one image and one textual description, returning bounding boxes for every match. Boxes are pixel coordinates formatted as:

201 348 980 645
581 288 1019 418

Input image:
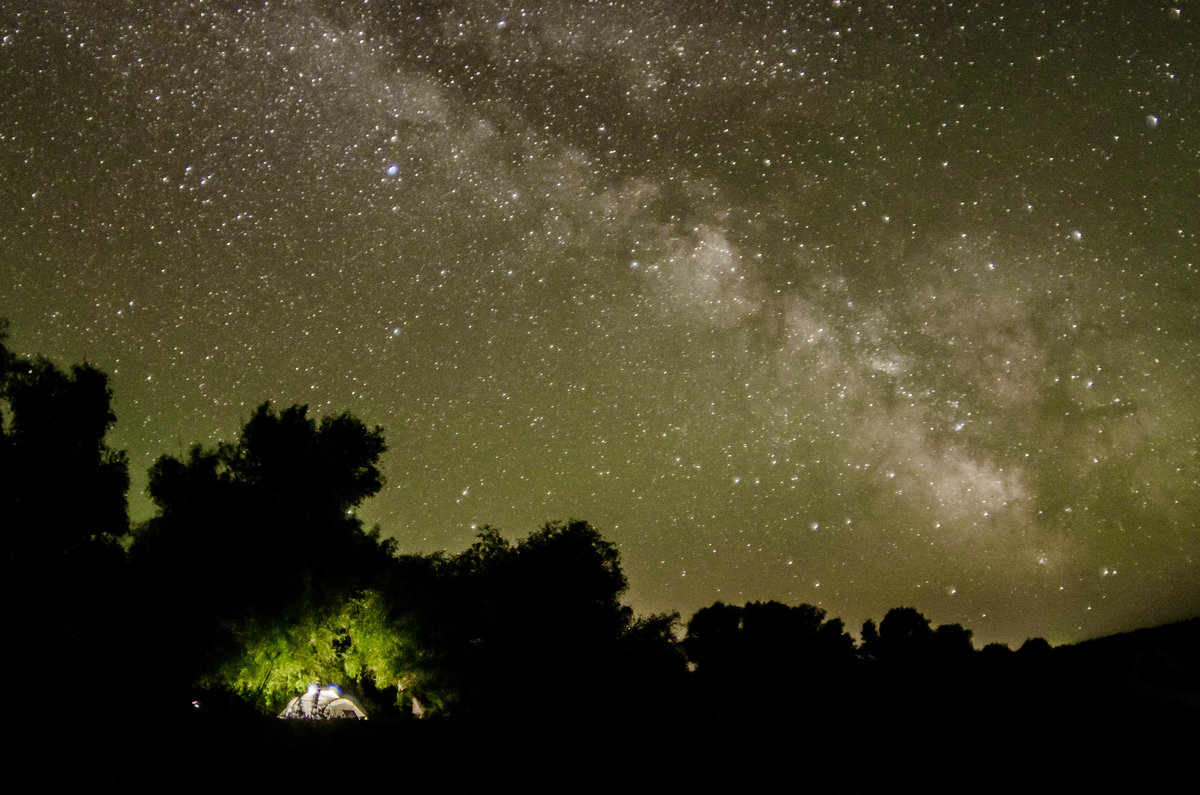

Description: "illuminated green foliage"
211 589 416 713
130 400 683 717
130 401 396 705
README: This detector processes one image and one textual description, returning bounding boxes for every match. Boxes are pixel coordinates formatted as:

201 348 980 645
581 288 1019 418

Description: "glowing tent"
278 684 368 720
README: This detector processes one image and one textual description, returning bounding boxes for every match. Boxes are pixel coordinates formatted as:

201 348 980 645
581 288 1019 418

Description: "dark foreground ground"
24 618 1200 792
31 692 1199 793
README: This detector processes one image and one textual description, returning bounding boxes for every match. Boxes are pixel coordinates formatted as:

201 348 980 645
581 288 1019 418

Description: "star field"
3 1 1198 645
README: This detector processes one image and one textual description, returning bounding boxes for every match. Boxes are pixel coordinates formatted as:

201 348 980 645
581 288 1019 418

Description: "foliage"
211 589 417 713
0 327 129 560
402 520 640 717
0 319 1078 726
179 516 671 718
684 599 859 717
615 611 689 708
860 606 976 667
130 401 395 701
0 322 131 691
685 600 857 680
222 402 387 524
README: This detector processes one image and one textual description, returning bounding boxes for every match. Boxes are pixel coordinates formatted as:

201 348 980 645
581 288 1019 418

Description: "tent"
278 684 368 720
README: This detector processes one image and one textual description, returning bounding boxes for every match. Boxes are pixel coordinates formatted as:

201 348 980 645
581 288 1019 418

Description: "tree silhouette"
684 600 857 717
0 326 129 561
876 606 934 659
683 601 745 678
861 607 979 672
224 402 387 528
0 321 132 694
130 401 394 705
427 520 639 718
931 622 975 661
615 611 689 710
1017 636 1053 659
860 617 881 661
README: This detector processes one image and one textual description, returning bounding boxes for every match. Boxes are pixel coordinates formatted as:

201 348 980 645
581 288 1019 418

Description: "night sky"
3 1 1198 646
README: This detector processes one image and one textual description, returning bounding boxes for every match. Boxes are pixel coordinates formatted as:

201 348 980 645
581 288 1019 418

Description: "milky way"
3 1 1198 645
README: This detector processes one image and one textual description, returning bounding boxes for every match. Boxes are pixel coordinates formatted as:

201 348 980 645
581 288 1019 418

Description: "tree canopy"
0 322 131 688
130 401 395 701
0 322 129 561
1 319 1067 726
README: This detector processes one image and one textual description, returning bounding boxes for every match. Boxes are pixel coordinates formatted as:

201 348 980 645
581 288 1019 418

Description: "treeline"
0 321 1077 723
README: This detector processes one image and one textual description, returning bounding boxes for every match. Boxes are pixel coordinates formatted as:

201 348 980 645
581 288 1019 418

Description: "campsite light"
279 683 368 720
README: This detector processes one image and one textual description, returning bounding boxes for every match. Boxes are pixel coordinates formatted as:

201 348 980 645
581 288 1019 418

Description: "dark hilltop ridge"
1054 616 1200 711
